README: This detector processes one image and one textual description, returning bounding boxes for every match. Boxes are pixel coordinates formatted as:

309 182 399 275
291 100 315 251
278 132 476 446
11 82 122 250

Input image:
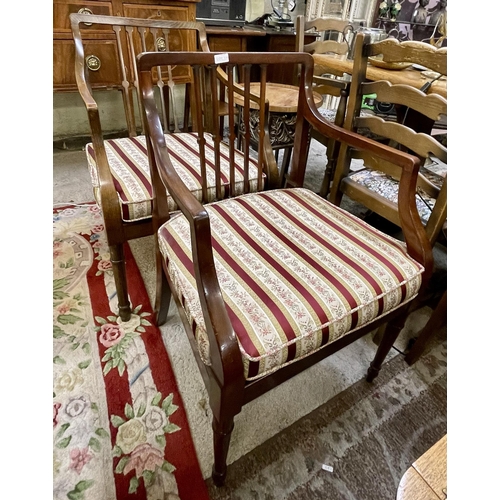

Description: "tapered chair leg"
109 244 132 322
154 258 171 327
211 413 235 487
366 312 407 382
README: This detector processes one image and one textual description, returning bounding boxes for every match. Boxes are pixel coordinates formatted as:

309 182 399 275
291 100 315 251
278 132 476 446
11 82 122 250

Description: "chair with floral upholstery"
137 49 434 486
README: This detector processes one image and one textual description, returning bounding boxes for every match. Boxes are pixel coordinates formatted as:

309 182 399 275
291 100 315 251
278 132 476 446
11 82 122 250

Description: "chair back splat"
138 50 434 487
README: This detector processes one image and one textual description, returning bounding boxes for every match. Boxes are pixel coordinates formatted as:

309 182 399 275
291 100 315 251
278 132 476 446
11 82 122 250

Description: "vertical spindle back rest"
139 52 278 213
71 13 209 136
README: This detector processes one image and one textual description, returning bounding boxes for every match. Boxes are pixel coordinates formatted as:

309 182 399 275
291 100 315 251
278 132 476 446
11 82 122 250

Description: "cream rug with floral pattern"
53 203 209 500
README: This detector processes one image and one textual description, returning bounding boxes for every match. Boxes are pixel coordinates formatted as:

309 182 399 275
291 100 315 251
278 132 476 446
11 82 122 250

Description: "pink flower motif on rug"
53 203 210 500
69 447 93 474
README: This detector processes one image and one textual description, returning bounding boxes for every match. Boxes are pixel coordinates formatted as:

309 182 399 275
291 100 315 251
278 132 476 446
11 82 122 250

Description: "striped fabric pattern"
158 188 424 380
86 133 265 222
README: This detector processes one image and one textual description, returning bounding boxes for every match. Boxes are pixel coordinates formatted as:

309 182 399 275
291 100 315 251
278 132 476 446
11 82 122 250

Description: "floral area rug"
53 203 210 500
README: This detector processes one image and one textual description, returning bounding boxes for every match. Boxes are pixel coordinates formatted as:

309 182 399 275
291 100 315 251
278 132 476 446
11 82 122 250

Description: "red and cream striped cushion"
86 133 265 222
158 188 424 381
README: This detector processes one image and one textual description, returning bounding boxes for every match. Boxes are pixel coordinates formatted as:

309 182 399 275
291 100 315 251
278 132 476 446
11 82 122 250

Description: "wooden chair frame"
70 14 271 322
329 34 447 247
295 15 352 198
138 50 434 486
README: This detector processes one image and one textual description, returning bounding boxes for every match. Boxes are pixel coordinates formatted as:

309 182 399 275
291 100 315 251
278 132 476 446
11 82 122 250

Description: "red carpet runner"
53 203 210 500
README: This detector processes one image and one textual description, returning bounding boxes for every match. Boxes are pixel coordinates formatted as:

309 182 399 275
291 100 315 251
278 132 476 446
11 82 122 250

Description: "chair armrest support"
291 57 434 285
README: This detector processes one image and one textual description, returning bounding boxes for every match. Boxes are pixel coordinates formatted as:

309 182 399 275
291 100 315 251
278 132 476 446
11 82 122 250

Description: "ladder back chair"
329 34 447 248
137 50 434 486
70 13 272 322
295 15 352 198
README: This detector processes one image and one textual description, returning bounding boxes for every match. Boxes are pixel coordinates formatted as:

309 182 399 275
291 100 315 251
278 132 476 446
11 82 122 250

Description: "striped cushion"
86 133 265 222
158 188 424 381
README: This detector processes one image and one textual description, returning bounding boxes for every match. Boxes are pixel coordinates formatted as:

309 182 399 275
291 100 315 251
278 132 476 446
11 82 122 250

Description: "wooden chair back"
69 13 218 323
330 34 447 246
294 15 353 197
70 13 210 137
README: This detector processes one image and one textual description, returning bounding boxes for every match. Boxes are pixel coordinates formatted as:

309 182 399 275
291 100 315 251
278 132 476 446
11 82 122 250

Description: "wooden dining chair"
329 34 447 249
70 13 273 323
137 49 434 486
295 15 352 198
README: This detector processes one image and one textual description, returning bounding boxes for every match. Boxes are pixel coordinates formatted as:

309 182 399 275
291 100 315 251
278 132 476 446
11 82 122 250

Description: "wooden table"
233 82 323 182
397 435 447 499
233 82 323 113
312 54 447 98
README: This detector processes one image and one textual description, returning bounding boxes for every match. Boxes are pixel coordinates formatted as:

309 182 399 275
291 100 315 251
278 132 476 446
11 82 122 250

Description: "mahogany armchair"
70 13 271 322
137 50 434 486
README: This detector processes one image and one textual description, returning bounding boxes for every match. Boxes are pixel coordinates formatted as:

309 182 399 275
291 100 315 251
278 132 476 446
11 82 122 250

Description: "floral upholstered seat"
158 188 424 381
86 133 265 221
347 157 447 226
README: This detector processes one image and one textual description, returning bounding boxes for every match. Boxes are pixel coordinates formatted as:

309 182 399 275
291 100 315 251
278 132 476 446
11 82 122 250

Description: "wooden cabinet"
53 0 199 91
204 27 316 84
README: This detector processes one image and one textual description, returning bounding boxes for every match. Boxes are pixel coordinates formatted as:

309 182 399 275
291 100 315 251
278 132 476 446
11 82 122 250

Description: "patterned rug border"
53 203 209 500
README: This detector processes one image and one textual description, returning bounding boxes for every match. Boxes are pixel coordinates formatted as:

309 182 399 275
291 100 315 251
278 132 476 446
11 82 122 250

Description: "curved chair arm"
292 55 434 286
141 70 244 385
72 28 123 238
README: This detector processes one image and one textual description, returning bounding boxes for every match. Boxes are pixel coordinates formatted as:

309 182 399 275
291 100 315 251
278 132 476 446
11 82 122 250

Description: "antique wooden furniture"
312 53 447 98
70 13 271 322
330 34 447 248
295 15 352 197
397 434 447 499
54 0 200 91
137 49 434 486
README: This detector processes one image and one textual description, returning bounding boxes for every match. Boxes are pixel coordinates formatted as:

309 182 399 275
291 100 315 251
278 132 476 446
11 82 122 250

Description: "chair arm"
141 73 244 385
294 63 434 285
72 35 123 236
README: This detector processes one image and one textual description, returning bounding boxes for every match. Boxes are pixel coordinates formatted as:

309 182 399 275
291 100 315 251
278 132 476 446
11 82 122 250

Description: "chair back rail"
366 39 447 76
